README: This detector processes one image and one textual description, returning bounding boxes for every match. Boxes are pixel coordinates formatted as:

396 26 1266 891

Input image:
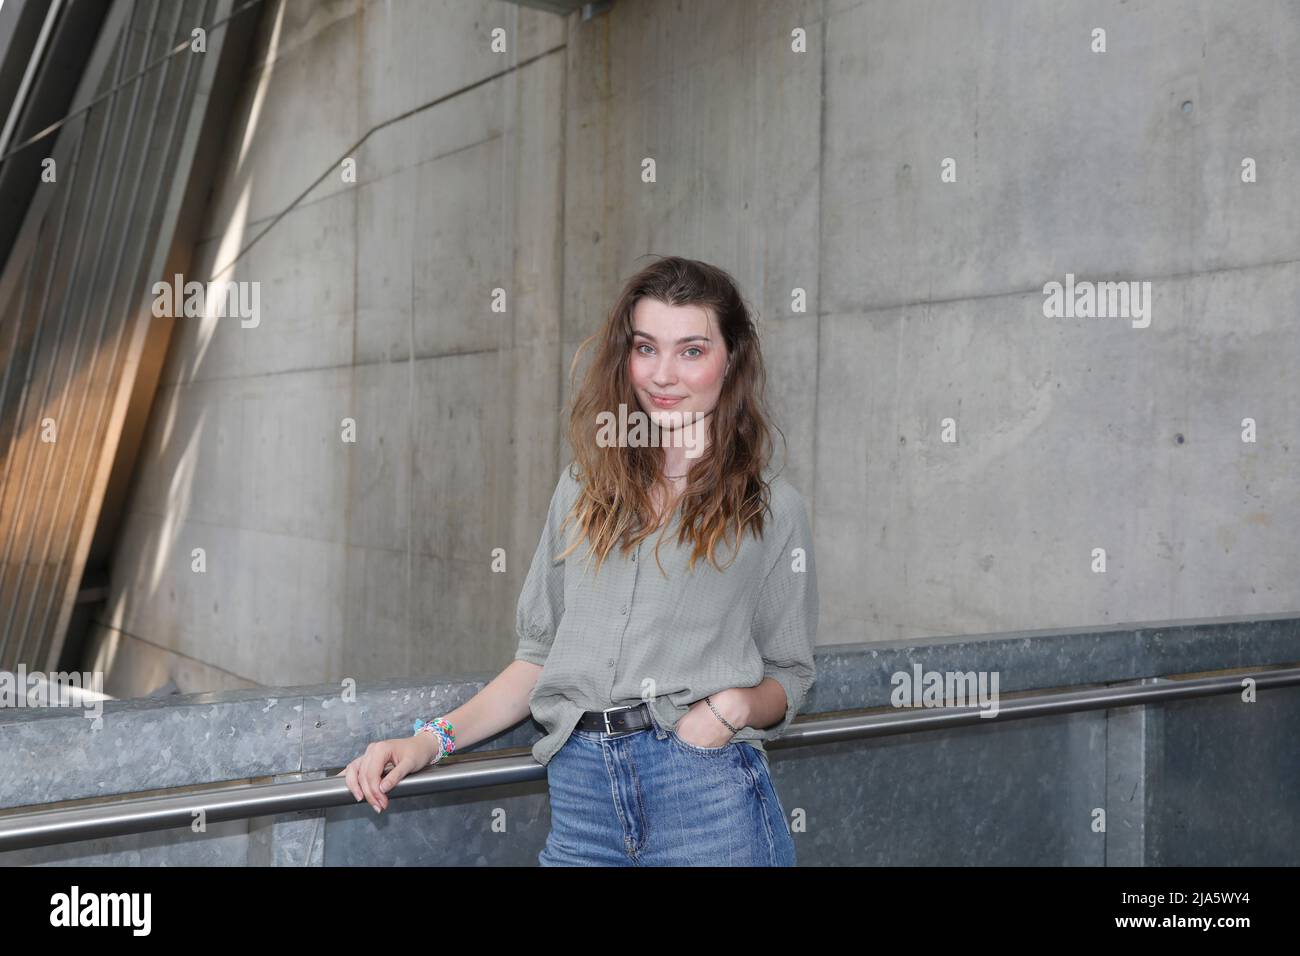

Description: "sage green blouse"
513 462 818 766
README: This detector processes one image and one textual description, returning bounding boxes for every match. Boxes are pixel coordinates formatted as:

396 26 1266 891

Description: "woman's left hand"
674 687 751 748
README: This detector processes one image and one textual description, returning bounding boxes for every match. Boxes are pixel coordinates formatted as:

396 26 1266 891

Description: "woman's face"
628 297 729 434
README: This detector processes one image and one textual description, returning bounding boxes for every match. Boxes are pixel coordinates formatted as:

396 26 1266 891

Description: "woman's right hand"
337 735 437 813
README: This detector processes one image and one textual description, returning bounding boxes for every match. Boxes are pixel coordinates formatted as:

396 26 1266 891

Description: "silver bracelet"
705 695 739 733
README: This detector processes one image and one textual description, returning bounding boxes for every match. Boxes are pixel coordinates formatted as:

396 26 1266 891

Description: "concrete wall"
91 0 1300 696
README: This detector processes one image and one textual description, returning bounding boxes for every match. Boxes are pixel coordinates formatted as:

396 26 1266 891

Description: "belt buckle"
602 703 632 735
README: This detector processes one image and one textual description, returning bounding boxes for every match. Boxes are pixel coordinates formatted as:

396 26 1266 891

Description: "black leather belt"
574 701 653 734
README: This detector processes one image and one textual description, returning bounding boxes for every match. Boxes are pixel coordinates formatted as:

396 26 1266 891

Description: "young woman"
340 256 818 866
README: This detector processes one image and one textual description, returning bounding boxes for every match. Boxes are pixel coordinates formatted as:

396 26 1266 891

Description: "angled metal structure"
0 0 265 672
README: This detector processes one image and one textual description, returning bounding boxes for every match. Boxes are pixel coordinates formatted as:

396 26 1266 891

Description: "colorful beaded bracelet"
413 716 455 764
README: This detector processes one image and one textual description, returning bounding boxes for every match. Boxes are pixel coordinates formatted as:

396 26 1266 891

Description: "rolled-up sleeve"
513 466 576 667
749 492 818 739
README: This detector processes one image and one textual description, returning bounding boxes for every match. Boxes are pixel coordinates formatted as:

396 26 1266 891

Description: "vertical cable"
0 219 44 470
0 0 66 166
0 118 91 667
15 0 187 659
29 0 214 663
0 0 145 665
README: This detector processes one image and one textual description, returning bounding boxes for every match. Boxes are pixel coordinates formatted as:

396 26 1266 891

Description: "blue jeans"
538 705 797 866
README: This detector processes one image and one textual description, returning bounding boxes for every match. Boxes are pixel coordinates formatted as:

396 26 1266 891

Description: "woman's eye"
636 344 654 355
683 347 702 358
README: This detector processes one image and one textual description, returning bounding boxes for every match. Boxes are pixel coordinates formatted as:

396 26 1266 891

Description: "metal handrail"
1 664 1297 852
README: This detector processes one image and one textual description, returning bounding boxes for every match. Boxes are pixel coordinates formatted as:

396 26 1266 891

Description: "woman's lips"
650 393 684 408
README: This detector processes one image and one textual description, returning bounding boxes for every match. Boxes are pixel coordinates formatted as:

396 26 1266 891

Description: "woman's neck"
660 414 710 478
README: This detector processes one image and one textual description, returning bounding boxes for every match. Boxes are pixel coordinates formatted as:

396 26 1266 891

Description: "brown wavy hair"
556 255 787 579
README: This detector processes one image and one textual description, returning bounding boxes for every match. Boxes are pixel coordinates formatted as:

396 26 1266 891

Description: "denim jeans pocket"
668 727 737 755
